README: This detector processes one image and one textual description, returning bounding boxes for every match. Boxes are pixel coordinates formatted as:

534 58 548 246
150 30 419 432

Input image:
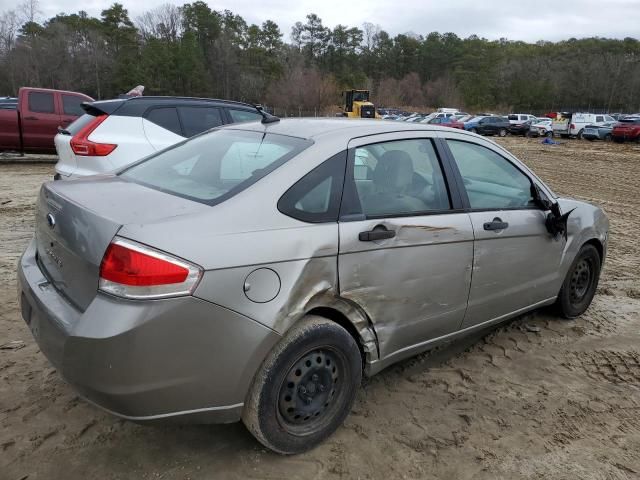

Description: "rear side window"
508 115 518 121
122 130 312 205
178 106 223 137
228 109 262 123
278 152 346 223
28 92 54 114
146 107 182 136
62 95 85 116
596 115 604 123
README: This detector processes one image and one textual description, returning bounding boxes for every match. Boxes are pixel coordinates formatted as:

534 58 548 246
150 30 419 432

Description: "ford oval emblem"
46 213 56 229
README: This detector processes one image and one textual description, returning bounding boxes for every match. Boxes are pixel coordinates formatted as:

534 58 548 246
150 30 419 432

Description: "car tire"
546 131 554 138
470 128 478 134
557 244 601 319
242 315 362 454
613 137 624 143
604 133 612 142
577 129 584 140
498 128 507 137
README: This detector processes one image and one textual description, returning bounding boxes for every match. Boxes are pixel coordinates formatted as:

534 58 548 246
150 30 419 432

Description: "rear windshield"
121 129 312 205
619 118 640 124
66 114 96 135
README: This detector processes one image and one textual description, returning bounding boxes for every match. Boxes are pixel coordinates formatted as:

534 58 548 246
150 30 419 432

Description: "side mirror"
531 183 553 210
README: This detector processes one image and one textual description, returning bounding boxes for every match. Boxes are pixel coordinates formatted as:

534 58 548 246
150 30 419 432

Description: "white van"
552 113 616 138
508 113 536 125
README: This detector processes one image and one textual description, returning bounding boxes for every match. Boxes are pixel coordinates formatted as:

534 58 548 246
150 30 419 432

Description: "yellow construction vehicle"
341 90 378 119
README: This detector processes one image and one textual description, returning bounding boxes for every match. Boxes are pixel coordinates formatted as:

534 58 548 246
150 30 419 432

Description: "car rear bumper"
18 238 281 424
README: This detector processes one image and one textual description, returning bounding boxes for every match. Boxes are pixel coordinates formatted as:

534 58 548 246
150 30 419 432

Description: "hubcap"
569 259 592 303
278 349 340 427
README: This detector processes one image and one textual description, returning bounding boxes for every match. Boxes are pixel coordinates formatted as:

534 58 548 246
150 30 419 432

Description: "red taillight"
99 238 202 299
70 114 117 156
570 123 575 129
101 243 188 286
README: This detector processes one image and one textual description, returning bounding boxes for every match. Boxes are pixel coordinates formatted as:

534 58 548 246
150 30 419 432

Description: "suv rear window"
508 115 518 121
121 129 312 205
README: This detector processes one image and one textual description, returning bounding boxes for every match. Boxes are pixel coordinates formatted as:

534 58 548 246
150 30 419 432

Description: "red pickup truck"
0 87 93 154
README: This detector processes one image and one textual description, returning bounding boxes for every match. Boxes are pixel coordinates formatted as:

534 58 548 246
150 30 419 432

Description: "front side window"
28 92 54 114
122 130 311 205
278 152 346 223
62 95 85 116
447 140 534 210
596 115 604 123
346 138 450 217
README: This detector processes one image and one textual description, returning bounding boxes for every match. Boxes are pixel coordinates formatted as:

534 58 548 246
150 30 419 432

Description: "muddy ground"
1 138 639 480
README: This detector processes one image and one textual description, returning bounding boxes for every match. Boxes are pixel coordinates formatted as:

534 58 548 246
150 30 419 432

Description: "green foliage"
0 4 638 113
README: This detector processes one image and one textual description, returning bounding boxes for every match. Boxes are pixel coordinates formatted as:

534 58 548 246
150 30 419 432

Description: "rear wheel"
557 244 601 319
242 316 362 454
546 130 554 138
577 129 584 140
604 133 612 142
498 128 507 137
470 128 478 134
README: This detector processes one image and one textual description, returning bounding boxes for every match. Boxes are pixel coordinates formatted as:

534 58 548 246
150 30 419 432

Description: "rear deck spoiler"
81 99 126 116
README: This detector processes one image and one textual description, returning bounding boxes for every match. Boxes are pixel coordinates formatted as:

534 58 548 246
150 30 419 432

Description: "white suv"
54 97 263 179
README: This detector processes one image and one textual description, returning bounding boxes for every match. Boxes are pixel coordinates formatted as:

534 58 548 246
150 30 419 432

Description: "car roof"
84 96 258 116
222 118 478 141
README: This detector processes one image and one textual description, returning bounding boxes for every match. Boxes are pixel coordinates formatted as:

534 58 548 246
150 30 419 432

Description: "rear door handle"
359 225 396 241
483 218 509 231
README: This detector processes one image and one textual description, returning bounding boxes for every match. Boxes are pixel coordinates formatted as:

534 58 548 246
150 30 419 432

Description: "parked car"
0 87 92 154
0 96 17 109
466 115 510 136
18 118 608 454
611 117 640 143
552 112 616 139
528 118 553 137
54 96 264 179
508 113 536 125
422 116 464 129
508 119 536 136
582 122 617 141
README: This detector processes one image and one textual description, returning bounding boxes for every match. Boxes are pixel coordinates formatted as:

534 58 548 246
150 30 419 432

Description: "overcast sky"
3 0 639 42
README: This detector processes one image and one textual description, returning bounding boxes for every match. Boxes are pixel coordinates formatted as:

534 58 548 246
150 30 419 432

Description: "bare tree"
137 4 183 42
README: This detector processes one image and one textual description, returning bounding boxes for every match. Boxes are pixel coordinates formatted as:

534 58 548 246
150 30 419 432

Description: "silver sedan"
18 118 608 454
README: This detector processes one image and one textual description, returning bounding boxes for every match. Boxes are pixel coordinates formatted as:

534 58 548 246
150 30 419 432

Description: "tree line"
1 1 639 114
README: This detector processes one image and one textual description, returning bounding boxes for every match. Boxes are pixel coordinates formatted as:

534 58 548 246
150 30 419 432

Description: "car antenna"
254 104 280 124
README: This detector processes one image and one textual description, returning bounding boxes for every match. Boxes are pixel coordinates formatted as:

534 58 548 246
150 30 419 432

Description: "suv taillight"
570 123 575 130
70 114 117 156
99 238 202 299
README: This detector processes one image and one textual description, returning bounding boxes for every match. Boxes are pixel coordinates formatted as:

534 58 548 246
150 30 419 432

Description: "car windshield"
121 129 312 205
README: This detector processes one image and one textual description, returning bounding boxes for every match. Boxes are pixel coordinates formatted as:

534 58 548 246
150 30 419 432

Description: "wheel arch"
302 293 380 374
583 237 604 265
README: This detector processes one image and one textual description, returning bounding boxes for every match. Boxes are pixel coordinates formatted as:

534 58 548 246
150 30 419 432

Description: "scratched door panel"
338 213 474 359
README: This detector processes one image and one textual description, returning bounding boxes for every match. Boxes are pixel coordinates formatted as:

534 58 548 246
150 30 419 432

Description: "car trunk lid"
35 177 210 311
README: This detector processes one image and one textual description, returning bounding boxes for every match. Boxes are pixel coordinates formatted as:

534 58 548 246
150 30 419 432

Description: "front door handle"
483 217 509 231
359 225 396 241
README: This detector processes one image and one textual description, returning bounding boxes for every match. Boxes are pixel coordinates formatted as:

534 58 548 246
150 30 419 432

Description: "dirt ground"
1 138 639 480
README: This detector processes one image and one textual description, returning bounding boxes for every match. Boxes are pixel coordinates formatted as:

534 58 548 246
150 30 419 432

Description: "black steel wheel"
242 316 362 454
277 347 345 434
557 244 601 319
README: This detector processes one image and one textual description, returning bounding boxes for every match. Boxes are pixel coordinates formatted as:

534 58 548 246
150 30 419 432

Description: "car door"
443 137 565 328
337 133 474 360
22 90 62 150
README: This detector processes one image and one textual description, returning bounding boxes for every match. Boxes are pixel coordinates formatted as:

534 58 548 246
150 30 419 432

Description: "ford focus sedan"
18 119 608 454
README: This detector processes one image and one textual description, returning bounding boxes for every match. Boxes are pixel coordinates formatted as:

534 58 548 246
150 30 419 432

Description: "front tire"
557 244 601 319
470 127 478 134
498 128 507 137
242 316 362 454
